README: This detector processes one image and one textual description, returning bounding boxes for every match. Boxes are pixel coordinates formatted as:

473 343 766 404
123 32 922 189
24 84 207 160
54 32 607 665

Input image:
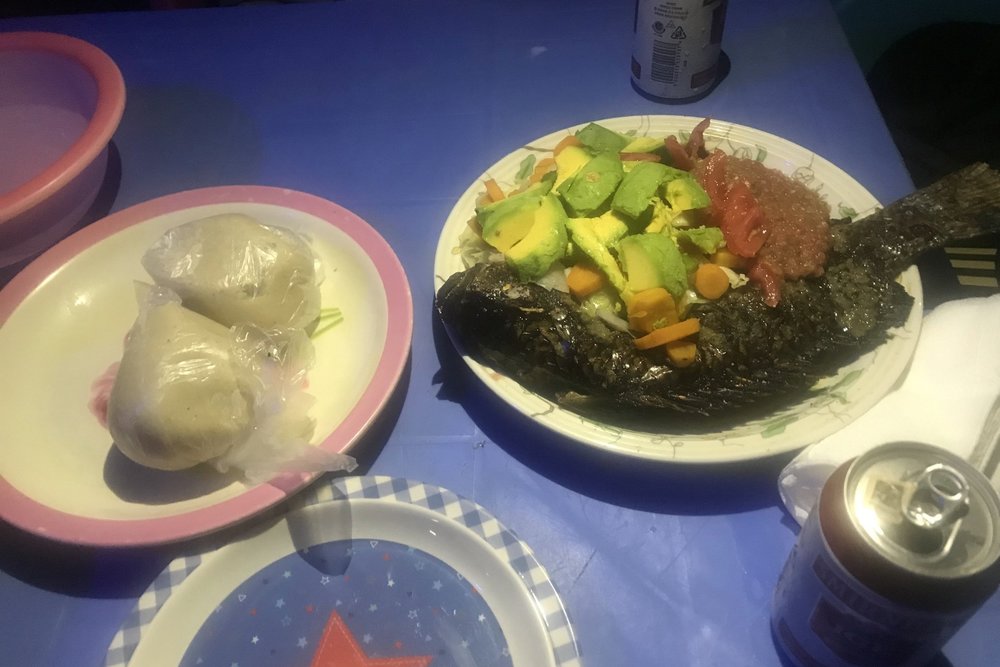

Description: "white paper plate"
433 115 922 464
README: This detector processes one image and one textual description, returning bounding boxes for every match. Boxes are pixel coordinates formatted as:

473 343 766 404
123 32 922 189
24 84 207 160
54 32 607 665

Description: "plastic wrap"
106 284 356 482
142 213 323 330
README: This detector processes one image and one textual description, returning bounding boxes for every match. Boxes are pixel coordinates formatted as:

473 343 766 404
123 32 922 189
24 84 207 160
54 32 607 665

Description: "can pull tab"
903 463 970 529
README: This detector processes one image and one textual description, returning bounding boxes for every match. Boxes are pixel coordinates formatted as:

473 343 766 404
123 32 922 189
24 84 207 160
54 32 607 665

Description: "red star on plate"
310 611 433 667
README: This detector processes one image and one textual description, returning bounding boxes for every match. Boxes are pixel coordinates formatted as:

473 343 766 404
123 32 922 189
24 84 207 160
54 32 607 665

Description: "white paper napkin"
778 293 1000 525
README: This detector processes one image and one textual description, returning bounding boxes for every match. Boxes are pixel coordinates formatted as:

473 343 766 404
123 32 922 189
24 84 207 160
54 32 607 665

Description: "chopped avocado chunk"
665 177 711 211
566 217 629 297
558 152 624 217
591 210 630 246
553 144 591 189
618 233 688 298
505 194 568 280
620 135 663 154
575 123 629 154
480 196 542 253
644 198 679 234
677 226 725 254
612 162 674 219
477 179 556 252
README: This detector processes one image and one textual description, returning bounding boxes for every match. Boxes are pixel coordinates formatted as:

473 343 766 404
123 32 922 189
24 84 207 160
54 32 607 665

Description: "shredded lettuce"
515 154 536 182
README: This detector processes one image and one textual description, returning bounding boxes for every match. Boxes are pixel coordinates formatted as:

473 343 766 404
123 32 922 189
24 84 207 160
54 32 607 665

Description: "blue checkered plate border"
105 475 581 666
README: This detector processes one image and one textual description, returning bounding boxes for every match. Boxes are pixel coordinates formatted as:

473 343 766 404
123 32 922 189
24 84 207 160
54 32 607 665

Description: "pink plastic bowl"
0 32 125 267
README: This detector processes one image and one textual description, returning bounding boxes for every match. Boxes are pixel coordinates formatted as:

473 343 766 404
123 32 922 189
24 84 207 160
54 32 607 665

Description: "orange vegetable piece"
626 287 678 334
553 135 583 156
566 264 605 299
710 248 745 270
694 263 730 300
666 340 698 367
633 317 700 350
484 178 505 202
529 157 557 184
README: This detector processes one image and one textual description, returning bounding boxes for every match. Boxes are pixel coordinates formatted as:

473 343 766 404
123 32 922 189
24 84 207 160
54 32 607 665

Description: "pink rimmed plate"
0 186 412 546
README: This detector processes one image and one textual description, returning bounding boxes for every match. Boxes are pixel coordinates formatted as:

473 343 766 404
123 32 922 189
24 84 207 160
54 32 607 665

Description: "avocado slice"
643 198 678 234
575 123 629 154
677 226 725 254
566 217 629 297
505 194 568 280
618 233 688 298
612 162 689 219
553 144 592 189
665 177 711 211
620 135 663 154
590 210 630 247
558 152 624 217
480 196 543 253
477 179 557 252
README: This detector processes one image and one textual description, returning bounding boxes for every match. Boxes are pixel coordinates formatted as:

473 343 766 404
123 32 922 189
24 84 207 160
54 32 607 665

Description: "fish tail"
834 162 1000 275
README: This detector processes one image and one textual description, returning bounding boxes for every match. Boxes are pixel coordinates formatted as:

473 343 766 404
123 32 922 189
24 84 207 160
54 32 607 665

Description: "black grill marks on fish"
436 164 1000 424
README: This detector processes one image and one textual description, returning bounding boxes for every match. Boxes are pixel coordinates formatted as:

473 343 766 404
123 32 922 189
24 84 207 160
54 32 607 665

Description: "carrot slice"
666 340 698 367
626 287 678 333
633 317 700 350
694 263 730 300
484 178 505 202
528 157 557 184
566 264 605 299
553 135 583 156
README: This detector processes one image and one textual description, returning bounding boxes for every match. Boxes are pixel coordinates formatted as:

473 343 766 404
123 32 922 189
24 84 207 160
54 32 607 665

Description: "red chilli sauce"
693 151 831 306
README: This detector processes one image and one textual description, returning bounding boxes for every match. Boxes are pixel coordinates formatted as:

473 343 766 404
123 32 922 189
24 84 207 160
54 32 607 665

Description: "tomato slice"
747 259 783 307
696 150 728 218
721 180 766 257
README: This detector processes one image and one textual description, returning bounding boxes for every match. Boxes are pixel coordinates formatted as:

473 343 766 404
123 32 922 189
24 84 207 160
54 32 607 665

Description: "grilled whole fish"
436 163 1000 423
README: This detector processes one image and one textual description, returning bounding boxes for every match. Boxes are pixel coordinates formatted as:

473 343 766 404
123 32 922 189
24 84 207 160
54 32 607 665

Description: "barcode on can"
650 41 680 84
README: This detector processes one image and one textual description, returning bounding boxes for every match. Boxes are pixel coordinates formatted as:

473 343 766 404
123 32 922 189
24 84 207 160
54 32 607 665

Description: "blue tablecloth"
1 1 996 665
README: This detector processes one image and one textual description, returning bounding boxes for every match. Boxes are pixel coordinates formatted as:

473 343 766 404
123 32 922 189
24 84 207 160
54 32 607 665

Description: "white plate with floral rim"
432 115 922 464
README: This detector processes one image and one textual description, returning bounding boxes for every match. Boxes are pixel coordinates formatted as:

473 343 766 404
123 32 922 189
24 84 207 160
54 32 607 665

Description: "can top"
845 442 1000 578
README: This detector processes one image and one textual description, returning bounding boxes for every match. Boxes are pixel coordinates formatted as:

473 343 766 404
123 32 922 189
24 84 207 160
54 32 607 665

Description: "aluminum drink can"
630 0 728 102
772 442 1000 666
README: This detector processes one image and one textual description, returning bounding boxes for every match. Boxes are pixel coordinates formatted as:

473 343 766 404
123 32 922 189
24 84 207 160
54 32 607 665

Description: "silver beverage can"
772 442 1000 667
630 0 729 103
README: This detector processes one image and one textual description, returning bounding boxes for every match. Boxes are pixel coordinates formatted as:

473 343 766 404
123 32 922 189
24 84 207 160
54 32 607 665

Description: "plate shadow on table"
0 519 169 599
430 310 796 517
112 84 263 196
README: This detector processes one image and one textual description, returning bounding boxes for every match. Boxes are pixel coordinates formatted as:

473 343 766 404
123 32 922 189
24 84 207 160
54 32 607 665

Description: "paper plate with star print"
104 476 581 667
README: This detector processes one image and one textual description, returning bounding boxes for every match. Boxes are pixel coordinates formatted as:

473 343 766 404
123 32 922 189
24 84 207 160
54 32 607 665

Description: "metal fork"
968 393 1000 492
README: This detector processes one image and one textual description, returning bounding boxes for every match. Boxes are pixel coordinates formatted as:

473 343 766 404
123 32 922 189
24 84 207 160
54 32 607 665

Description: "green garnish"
313 307 344 337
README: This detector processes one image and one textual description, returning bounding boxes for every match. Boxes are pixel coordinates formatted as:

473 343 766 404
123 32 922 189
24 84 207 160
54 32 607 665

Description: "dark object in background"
867 22 1000 308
